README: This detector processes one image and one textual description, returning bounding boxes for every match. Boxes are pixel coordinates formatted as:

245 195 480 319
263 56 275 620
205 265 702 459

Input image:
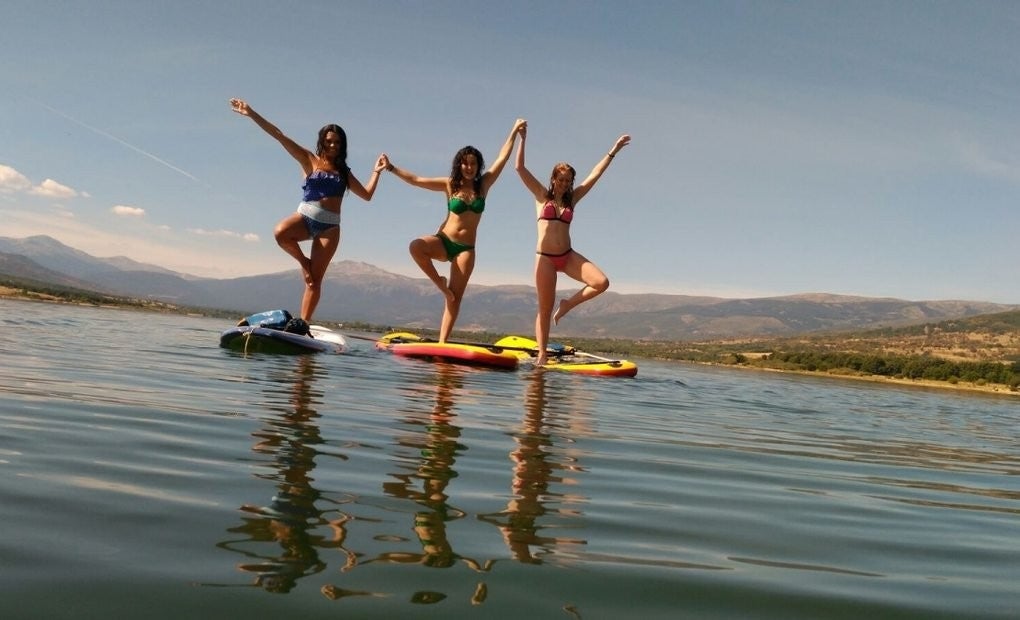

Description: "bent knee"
274 224 299 245
593 276 609 293
409 237 428 256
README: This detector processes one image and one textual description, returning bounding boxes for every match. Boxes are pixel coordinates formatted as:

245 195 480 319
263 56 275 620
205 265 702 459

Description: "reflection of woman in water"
479 371 587 563
371 364 489 602
218 357 355 593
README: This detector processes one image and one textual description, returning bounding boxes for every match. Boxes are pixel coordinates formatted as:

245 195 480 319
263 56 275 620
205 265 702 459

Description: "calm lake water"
1 298 1017 619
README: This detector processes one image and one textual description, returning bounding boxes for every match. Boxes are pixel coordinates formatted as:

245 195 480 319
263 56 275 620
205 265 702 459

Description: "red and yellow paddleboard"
376 332 519 370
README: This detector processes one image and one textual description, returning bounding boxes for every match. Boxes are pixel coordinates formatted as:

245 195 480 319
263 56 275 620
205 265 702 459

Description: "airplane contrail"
32 98 204 184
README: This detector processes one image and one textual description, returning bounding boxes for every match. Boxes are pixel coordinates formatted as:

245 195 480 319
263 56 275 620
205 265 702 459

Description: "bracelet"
386 163 394 172
607 153 615 159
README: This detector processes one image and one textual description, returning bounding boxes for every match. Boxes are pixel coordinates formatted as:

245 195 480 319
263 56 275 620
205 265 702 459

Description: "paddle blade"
494 335 538 351
494 336 575 356
378 331 424 345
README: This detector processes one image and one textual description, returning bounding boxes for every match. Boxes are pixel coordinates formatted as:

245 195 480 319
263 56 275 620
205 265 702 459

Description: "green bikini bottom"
436 231 474 259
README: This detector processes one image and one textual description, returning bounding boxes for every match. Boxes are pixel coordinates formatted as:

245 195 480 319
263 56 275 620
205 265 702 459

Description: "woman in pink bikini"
514 123 630 366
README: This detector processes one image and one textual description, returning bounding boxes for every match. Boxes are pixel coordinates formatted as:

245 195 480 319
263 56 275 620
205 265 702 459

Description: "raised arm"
229 98 315 174
479 119 527 195
346 154 388 201
379 154 449 193
514 122 546 200
572 134 631 204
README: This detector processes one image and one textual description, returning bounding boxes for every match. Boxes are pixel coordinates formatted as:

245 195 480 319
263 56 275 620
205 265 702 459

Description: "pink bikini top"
538 201 573 224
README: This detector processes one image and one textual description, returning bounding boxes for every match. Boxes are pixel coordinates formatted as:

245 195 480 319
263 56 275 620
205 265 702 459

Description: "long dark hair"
316 124 350 176
545 163 576 208
449 146 484 194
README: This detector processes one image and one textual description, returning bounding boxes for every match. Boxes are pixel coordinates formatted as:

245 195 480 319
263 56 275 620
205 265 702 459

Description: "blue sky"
2 1 1018 303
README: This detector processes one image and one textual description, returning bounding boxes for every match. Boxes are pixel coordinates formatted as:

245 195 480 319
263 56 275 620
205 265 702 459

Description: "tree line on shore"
574 338 1020 390
742 349 1019 388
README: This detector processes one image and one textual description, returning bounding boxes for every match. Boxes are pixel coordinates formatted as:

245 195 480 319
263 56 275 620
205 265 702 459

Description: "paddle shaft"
497 336 619 363
433 337 572 356
354 332 570 356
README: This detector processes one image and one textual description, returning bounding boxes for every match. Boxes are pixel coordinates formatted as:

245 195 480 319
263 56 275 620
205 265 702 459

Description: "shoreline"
3 290 1016 398
691 360 1019 398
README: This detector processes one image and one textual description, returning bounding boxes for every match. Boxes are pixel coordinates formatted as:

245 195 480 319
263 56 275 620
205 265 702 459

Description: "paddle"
344 333 381 343
490 335 623 361
370 332 571 356
493 335 589 358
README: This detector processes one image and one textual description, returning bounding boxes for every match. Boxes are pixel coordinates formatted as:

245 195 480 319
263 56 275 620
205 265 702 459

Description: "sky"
2 0 1018 303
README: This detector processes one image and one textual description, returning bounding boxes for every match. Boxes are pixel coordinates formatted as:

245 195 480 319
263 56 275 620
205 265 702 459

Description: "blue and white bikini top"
302 169 347 201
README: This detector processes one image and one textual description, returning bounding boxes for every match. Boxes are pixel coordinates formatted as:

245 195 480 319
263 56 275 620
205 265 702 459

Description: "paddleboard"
376 332 519 370
537 356 638 377
220 324 347 354
495 335 638 377
220 310 347 354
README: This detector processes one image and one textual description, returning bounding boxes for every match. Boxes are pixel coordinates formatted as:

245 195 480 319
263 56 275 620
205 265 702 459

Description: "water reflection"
479 371 588 564
217 356 355 593
368 363 489 605
373 364 488 569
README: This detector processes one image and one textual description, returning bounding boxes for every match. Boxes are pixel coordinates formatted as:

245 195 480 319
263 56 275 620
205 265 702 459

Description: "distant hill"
1 235 1017 340
0 251 114 291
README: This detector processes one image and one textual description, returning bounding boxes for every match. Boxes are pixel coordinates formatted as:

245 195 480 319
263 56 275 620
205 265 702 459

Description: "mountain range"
1 235 1015 340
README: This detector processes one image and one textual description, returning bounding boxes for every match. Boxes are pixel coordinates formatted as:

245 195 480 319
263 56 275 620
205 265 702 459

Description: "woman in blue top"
231 98 386 323
379 119 525 342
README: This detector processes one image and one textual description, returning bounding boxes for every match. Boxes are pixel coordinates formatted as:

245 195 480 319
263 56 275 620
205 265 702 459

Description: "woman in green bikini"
381 119 525 342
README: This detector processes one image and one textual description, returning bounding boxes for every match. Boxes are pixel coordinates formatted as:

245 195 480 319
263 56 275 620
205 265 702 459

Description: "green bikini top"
448 195 485 214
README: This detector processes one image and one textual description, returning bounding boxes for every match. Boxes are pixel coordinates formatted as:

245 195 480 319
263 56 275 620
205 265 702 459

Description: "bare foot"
437 276 456 304
553 299 570 324
535 356 548 367
300 259 314 286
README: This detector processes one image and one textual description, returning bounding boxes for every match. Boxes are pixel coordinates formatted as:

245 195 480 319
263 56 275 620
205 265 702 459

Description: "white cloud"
111 205 146 217
1 165 83 200
29 178 79 199
188 228 261 242
0 165 32 193
957 139 1020 184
